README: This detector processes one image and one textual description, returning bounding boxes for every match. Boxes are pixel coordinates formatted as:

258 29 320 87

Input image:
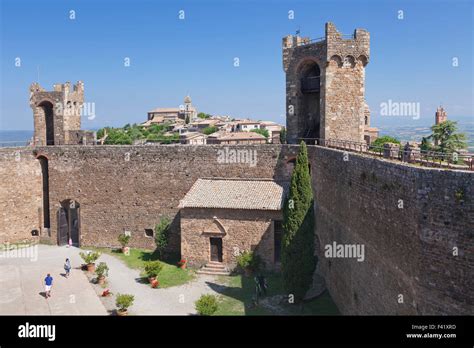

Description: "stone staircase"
197 261 231 276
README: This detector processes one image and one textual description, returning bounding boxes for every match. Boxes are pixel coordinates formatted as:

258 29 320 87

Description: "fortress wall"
36 145 296 254
310 146 473 315
0 148 42 244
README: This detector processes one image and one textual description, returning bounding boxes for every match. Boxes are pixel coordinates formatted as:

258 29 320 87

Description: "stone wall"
0 148 42 244
181 207 281 270
35 145 295 254
309 146 473 315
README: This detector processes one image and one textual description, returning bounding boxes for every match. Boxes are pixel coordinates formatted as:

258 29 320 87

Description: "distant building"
235 120 261 132
363 103 379 144
435 106 447 125
260 121 283 144
146 95 197 125
179 132 207 145
207 131 267 145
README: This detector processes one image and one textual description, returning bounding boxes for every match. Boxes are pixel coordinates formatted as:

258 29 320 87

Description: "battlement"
29 81 86 146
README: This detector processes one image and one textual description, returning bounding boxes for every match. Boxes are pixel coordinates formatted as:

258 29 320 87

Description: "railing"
298 137 474 171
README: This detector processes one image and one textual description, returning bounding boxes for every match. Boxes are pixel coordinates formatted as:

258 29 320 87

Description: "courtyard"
0 244 339 316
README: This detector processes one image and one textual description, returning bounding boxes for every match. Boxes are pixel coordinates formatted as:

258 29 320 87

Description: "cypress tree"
281 141 316 302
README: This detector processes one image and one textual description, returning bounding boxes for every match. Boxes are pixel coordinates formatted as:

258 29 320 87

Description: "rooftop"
208 131 266 140
179 178 288 210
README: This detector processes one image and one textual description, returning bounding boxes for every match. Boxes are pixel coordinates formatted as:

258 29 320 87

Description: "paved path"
0 244 106 315
0 245 225 315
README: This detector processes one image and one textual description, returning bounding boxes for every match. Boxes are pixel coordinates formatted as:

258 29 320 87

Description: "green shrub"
144 261 163 278
202 126 218 135
79 251 101 264
116 293 134 311
369 136 400 152
95 262 109 278
154 217 170 258
250 128 269 138
195 294 218 315
118 233 131 248
236 250 262 273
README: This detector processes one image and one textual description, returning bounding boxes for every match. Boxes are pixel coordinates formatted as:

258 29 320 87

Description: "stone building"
435 106 447 124
179 178 287 273
147 95 197 124
283 22 373 144
206 131 267 144
30 81 95 145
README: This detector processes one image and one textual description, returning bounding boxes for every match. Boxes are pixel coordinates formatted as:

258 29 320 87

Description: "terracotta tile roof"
179 178 288 210
208 132 266 140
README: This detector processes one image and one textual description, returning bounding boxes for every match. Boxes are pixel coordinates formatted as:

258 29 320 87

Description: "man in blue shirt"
44 273 53 298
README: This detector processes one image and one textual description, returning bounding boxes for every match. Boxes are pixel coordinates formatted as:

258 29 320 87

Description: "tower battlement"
283 22 371 144
29 81 93 146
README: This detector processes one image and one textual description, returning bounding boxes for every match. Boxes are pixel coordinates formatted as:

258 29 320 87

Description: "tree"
281 141 315 303
427 120 467 153
197 112 211 119
280 127 287 144
250 128 269 138
202 126 218 135
154 216 171 258
420 137 432 152
369 135 400 151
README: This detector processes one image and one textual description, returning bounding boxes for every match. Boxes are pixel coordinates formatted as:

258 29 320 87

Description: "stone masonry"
283 22 371 143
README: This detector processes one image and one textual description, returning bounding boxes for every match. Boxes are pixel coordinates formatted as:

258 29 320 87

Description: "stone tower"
29 81 88 145
435 106 447 125
283 22 371 144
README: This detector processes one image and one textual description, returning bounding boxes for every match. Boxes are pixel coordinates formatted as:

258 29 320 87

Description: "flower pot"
97 275 106 285
87 263 95 273
179 264 186 270
116 309 128 316
151 279 159 288
148 276 156 284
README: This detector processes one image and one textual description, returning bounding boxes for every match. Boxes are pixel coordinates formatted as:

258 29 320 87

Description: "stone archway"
37 101 55 145
296 60 321 141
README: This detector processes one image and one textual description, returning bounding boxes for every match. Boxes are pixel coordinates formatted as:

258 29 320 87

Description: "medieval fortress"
1 23 472 315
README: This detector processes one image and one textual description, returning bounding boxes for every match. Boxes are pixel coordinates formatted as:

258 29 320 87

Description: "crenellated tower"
283 22 371 144
29 81 93 145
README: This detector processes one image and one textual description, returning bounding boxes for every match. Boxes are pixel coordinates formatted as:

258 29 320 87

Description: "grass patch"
83 247 195 288
212 273 339 316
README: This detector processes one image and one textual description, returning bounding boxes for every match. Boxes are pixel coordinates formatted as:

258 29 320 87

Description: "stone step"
205 263 226 270
197 269 231 276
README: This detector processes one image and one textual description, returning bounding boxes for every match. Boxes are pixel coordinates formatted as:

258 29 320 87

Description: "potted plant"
95 262 109 285
177 259 187 269
144 261 163 285
118 233 131 254
236 250 262 277
115 293 134 316
79 251 101 273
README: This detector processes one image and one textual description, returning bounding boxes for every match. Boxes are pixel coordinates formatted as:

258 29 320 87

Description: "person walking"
64 258 71 278
44 273 53 298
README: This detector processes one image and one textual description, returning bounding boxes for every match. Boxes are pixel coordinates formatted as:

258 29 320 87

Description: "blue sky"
0 0 472 130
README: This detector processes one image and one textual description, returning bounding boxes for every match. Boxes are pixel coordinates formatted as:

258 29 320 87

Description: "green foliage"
115 293 134 311
118 233 131 248
95 262 109 277
154 217 171 258
79 251 101 264
202 126 218 135
280 127 287 144
195 294 218 315
236 250 262 272
197 112 212 119
281 141 316 302
97 122 179 145
144 261 164 278
427 120 467 153
250 128 269 138
370 136 401 151
420 137 432 152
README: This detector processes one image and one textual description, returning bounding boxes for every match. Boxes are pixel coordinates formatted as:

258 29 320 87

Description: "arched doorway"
298 61 321 140
58 199 81 246
38 101 55 145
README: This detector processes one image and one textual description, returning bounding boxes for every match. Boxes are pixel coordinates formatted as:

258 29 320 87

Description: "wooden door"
210 238 223 262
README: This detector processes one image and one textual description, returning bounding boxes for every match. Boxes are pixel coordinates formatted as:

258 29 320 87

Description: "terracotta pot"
97 276 106 285
116 309 128 316
150 279 159 288
148 276 156 284
179 264 186 270
87 263 95 273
